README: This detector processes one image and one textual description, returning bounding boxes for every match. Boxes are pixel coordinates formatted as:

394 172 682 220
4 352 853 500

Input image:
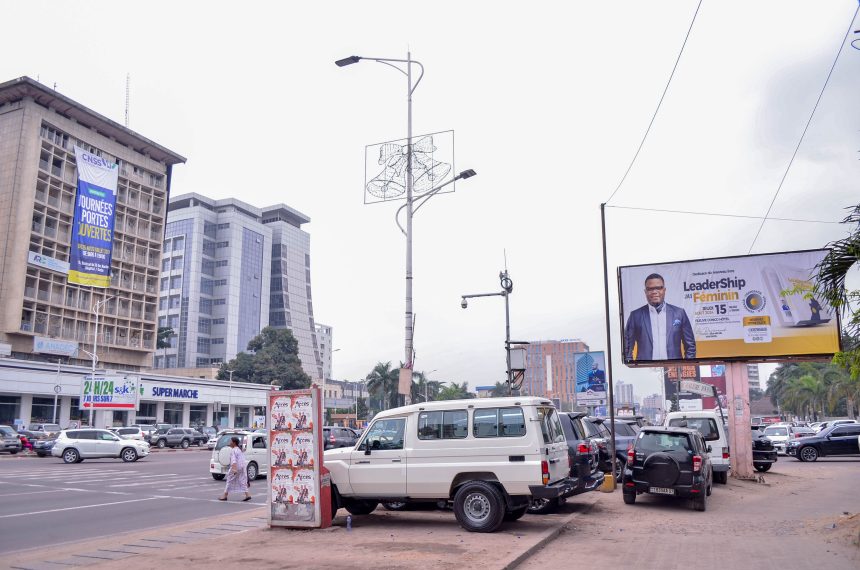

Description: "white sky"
4 1 859 399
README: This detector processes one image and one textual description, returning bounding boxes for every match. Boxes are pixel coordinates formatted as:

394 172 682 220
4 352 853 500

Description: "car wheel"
345 500 379 516
613 456 625 481
9 450 18 455
527 497 560 515
121 448 138 463
799 446 819 462
453 481 506 533
247 462 258 481
382 501 409 511
503 505 529 522
212 473 226 481
36 452 46 458
706 483 712 497
623 492 636 505
180 439 190 449
693 492 707 512
754 463 772 472
714 471 728 485
156 439 166 449
62 448 80 464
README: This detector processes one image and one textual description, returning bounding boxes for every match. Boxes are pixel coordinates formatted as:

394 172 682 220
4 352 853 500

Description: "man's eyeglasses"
645 286 664 292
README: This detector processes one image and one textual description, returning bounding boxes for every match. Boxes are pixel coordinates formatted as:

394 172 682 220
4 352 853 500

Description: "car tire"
9 450 18 455
623 492 636 505
799 446 819 462
453 481 506 533
382 501 409 511
156 439 166 449
62 448 80 464
121 448 138 463
503 505 529 522
714 471 728 485
36 452 47 458
212 473 226 481
693 492 707 512
527 497 560 515
180 439 190 449
706 483 712 497
754 463 772 472
345 500 379 516
247 462 258 481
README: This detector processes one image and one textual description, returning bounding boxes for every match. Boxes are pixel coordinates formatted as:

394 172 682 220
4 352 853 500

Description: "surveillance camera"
461 299 468 309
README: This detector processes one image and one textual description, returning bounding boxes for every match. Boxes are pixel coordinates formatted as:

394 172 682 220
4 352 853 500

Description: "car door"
828 426 860 454
94 430 122 457
349 417 407 496
74 430 98 456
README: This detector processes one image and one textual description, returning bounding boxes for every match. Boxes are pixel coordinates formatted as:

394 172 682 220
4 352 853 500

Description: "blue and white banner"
69 147 118 287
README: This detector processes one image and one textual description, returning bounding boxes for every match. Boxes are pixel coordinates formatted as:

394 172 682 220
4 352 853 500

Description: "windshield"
215 434 241 450
0 426 15 437
668 418 720 441
637 432 692 453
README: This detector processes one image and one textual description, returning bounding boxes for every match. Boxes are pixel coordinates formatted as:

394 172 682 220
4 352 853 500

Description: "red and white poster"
267 388 331 529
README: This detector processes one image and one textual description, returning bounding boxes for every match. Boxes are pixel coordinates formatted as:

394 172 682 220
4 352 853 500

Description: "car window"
833 426 860 437
615 423 636 436
597 423 611 438
360 418 406 451
537 407 564 444
668 418 721 441
0 426 15 437
418 410 468 439
98 431 119 441
117 428 136 435
215 434 241 450
76 431 98 440
637 432 692 453
252 436 266 449
764 427 788 436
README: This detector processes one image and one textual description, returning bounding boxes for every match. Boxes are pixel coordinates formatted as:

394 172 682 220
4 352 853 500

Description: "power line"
748 3 860 253
606 204 842 224
605 0 704 205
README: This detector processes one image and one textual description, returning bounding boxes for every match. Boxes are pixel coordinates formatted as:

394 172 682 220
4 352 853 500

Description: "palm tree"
828 373 860 420
783 374 828 421
366 362 399 410
437 381 475 401
490 382 509 397
411 370 443 402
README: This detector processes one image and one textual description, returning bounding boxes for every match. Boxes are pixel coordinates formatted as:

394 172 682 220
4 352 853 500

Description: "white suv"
324 397 571 533
52 429 150 463
665 411 730 484
209 431 269 482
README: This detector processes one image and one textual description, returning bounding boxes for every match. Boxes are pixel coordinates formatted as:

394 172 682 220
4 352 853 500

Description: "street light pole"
461 270 515 393
83 295 113 428
228 369 234 429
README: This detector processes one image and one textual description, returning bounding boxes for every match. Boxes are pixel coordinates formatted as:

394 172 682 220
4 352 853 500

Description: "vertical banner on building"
575 351 607 406
268 387 331 529
69 147 118 287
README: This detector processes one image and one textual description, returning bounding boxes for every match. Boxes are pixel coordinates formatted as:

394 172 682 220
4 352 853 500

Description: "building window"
211 338 224 345
214 298 226 306
199 299 212 313
169 296 181 309
196 357 209 367
217 223 230 230
212 318 225 325
171 257 183 270
215 279 227 287
173 237 184 251
163 240 170 252
137 402 156 422
202 241 216 254
160 278 168 291
161 259 170 272
163 403 183 425
199 318 211 334
159 297 168 310
169 276 182 289
216 241 229 248
216 260 228 267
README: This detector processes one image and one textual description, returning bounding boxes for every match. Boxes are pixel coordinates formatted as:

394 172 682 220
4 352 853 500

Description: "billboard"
575 351 607 406
619 249 840 366
69 147 118 287
80 375 138 411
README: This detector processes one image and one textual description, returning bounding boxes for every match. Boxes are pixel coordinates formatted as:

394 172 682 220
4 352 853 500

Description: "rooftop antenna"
503 249 508 272
124 73 130 127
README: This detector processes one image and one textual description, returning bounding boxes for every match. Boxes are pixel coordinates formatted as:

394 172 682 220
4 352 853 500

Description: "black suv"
528 412 604 514
786 423 860 462
751 426 778 472
622 426 714 512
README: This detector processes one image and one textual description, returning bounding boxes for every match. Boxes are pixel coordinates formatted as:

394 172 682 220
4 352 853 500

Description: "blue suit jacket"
624 303 696 362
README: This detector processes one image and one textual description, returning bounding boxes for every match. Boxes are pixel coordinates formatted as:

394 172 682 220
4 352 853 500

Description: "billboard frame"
617 248 843 367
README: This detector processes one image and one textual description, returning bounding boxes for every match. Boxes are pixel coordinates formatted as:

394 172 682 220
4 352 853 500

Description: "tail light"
627 446 635 466
577 443 590 454
541 460 549 485
692 455 702 473
329 434 336 443
722 451 730 459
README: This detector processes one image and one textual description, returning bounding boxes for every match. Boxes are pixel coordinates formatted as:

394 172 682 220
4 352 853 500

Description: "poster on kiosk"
268 387 331 529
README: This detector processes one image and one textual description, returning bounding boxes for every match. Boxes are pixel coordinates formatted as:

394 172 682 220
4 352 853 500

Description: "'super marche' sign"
80 375 138 410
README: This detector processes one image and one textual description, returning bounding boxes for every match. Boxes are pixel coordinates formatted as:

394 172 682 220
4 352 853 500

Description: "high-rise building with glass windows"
315 322 333 380
0 76 185 369
157 193 322 381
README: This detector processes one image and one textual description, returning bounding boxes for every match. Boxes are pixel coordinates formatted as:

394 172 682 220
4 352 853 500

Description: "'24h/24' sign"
80 375 138 410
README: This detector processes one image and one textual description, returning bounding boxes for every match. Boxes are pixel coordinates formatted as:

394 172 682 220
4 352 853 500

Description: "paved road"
522 456 860 570
0 450 266 554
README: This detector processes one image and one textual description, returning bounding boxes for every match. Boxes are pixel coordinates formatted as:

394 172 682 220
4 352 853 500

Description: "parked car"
815 419 857 432
582 416 613 474
152 427 197 449
0 425 22 454
29 423 62 438
787 423 860 462
527 411 604 514
209 430 268 481
185 428 209 446
323 426 359 450
114 427 146 441
751 427 778 472
762 425 791 455
207 434 220 450
622 426 713 511
52 429 150 463
665 410 730 485
33 437 56 457
324 397 573 533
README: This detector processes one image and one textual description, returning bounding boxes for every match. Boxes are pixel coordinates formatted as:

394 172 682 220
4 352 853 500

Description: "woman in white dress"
218 436 251 502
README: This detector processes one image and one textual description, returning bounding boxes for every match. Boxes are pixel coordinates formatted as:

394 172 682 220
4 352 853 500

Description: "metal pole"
89 298 100 428
600 203 618 483
228 369 234 428
53 360 60 423
504 290 512 395
404 50 414 373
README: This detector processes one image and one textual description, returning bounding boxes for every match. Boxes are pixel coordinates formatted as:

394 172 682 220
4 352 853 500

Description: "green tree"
156 327 174 349
828 370 860 419
217 327 311 390
356 397 369 421
411 370 443 402
437 381 475 401
491 381 509 397
366 362 400 410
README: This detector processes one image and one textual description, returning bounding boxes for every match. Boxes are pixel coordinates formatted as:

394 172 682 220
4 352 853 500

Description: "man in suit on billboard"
624 273 696 362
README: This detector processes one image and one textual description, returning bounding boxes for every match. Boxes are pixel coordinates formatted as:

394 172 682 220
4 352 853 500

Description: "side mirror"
706 445 712 453
364 444 371 456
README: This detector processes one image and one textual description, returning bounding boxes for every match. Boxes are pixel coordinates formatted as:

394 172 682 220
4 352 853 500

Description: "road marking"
0 497 161 519
0 489 67 497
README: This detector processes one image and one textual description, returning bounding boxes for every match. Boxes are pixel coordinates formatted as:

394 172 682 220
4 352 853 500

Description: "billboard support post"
725 362 754 479
600 203 617 485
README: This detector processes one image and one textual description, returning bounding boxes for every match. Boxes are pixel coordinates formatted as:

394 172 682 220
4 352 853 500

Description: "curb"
499 495 599 570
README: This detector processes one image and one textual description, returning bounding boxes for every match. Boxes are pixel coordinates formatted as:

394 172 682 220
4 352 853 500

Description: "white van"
665 410 730 484
209 430 269 482
324 397 571 533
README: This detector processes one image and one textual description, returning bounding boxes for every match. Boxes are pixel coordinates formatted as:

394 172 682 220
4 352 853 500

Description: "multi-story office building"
315 322 333 380
747 364 761 390
516 339 591 406
614 380 635 406
156 193 322 381
0 77 185 369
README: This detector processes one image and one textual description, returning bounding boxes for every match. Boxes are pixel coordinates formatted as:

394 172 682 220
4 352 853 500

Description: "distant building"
642 393 663 410
747 364 761 390
324 379 368 410
515 339 590 406
614 381 635 406
316 322 333 380
475 386 495 398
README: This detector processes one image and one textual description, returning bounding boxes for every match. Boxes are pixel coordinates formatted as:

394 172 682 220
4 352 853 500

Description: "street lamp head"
458 169 477 180
335 55 362 67
461 298 468 309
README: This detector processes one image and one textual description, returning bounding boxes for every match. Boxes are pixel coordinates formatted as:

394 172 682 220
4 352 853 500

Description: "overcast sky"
4 1 859 399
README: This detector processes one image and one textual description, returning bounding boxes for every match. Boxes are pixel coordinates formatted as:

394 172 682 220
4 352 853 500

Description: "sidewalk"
6 496 599 570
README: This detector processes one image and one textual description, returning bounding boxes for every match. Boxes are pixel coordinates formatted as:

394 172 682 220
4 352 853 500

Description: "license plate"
649 487 675 495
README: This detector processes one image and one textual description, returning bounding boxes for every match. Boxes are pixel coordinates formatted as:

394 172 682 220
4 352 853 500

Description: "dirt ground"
522 457 860 570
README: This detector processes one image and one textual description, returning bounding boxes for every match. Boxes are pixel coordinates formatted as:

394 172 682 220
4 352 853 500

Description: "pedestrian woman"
218 436 251 502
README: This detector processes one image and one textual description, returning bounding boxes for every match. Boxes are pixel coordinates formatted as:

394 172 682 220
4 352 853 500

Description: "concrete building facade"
614 380 635 406
0 77 185 370
516 339 591 406
315 322 333 381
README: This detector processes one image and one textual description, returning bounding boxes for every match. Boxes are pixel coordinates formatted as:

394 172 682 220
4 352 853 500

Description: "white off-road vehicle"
324 397 572 533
